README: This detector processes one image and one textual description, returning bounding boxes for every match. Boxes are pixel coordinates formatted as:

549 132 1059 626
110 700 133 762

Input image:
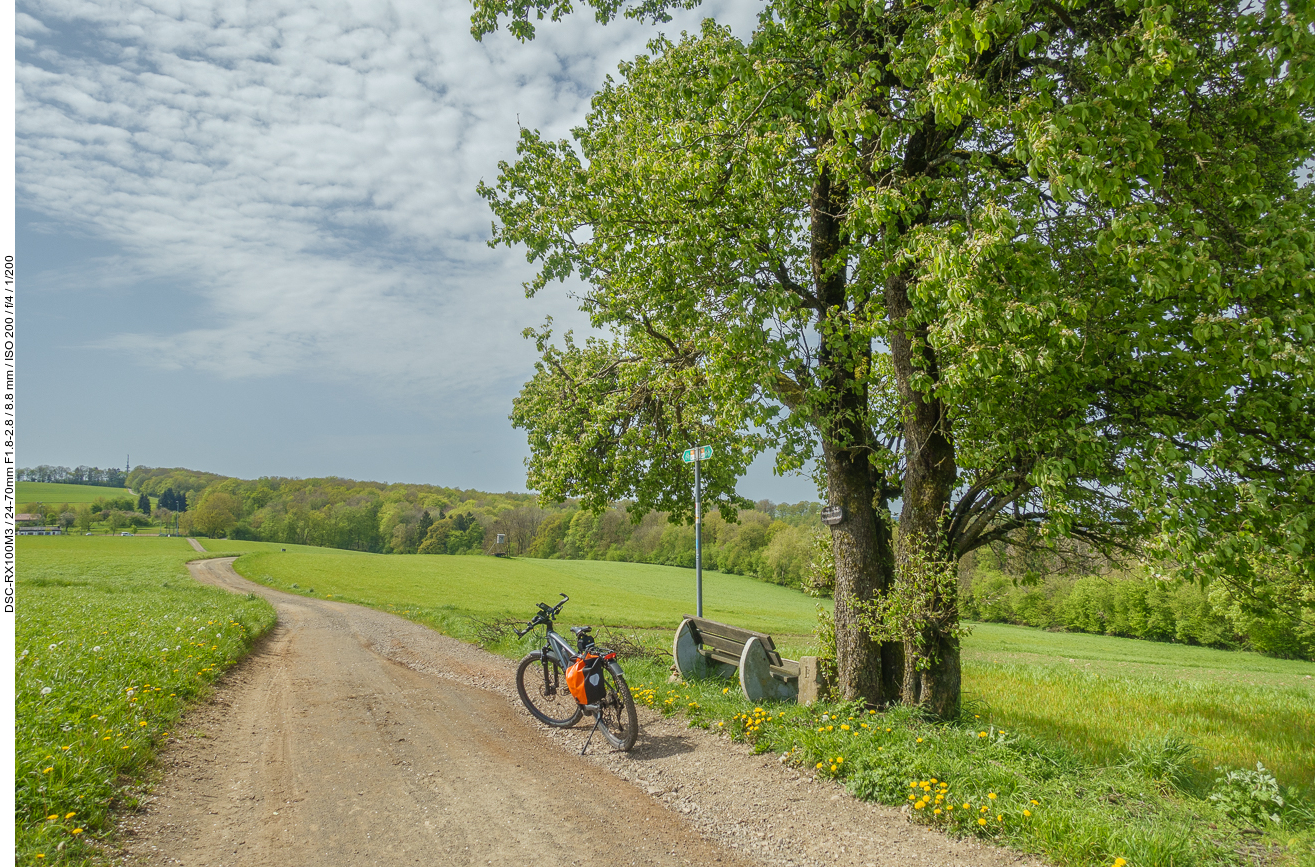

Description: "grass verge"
620 660 1315 867
16 537 276 864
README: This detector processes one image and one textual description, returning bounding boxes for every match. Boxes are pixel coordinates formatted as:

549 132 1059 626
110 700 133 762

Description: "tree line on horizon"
19 465 129 488
22 463 1310 658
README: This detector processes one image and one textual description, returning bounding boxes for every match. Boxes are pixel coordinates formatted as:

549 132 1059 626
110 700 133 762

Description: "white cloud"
18 0 752 410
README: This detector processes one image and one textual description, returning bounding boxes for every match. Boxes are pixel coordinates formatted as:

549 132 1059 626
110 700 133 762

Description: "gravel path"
115 558 1043 867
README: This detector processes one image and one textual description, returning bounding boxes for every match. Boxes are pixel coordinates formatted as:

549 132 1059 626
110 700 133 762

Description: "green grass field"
16 536 275 863
17 482 140 506
233 546 826 637
21 536 1315 866
233 545 1314 801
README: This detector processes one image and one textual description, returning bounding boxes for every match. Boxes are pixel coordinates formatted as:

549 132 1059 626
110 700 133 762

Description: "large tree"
476 0 1315 715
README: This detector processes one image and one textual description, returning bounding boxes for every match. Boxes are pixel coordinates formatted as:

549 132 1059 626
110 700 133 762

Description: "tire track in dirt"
116 558 754 867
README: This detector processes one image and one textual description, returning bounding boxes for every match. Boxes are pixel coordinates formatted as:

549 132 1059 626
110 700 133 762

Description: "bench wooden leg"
673 618 706 679
739 637 798 702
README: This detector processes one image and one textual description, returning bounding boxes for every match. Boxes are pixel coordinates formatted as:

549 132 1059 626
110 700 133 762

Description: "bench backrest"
684 616 785 668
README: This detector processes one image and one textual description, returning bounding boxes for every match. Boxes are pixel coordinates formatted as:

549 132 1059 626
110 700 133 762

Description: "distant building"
18 526 63 536
16 513 40 523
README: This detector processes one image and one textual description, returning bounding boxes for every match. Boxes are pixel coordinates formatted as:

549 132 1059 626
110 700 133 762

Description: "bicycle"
514 593 639 753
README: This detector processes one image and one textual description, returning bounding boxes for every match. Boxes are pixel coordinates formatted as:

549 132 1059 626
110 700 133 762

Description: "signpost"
681 445 713 616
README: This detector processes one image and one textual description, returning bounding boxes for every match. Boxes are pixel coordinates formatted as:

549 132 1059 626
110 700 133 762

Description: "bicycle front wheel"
596 666 638 751
516 651 583 728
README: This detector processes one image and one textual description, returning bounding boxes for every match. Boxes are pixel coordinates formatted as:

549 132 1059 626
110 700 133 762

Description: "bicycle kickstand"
580 714 602 755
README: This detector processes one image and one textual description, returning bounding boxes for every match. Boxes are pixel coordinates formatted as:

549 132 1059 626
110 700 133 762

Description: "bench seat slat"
684 616 778 653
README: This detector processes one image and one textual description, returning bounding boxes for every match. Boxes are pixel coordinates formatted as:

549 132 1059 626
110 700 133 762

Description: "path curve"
118 558 752 867
117 558 1042 867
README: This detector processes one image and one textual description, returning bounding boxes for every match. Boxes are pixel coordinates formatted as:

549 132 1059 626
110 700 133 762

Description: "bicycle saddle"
570 626 592 636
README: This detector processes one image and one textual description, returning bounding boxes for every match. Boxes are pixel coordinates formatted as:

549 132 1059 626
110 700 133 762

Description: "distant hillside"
118 465 823 590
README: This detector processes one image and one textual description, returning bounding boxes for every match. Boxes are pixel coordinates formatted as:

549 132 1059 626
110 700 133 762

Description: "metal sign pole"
694 453 703 617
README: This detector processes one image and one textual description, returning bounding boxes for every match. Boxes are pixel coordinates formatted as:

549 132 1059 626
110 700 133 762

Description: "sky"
16 0 819 502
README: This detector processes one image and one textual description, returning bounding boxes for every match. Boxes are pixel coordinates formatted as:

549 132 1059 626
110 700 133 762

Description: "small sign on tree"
821 504 845 526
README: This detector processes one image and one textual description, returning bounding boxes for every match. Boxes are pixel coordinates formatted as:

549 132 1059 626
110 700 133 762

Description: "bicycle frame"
534 617 622 709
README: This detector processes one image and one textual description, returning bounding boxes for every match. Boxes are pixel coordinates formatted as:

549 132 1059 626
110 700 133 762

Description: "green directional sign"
682 446 713 463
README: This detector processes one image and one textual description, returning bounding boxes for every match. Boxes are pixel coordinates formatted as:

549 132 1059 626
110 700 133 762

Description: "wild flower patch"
16 538 275 863
627 663 1314 867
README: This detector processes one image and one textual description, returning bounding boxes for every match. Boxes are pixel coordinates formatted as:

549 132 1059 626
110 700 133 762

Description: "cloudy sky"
16 0 818 501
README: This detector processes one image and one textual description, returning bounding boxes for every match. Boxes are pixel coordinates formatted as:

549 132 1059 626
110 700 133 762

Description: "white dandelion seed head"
48 644 57 650
40 687 52 695
126 689 135 697
92 647 101 653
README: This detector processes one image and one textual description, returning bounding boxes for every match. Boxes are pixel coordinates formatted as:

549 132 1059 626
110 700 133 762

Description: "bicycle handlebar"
515 593 568 638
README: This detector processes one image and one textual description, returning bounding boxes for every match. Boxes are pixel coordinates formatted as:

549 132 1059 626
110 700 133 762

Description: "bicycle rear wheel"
596 666 638 751
516 651 583 728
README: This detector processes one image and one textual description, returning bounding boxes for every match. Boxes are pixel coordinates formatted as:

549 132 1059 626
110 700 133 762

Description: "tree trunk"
823 440 901 704
810 159 902 705
885 270 962 718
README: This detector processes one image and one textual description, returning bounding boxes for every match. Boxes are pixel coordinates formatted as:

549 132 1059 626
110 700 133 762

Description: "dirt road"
118 558 1039 867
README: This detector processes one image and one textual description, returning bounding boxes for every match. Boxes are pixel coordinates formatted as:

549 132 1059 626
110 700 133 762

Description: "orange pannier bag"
565 653 606 704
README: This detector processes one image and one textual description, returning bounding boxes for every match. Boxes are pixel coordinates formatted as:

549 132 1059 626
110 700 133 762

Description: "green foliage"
15 537 275 863
1209 763 1286 828
859 539 968 672
1124 733 1198 792
961 563 1315 660
477 0 1315 711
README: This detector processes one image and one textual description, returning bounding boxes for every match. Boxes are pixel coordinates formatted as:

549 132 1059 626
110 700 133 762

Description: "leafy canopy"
481 0 1314 586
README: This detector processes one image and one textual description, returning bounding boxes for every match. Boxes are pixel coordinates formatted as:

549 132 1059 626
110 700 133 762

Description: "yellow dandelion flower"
988 792 997 800
71 829 82 835
818 762 825 769
65 813 74 819
1023 810 1032 817
841 724 850 731
46 815 58 821
933 809 941 815
916 737 923 743
978 818 987 826
979 732 987 738
1113 860 1127 867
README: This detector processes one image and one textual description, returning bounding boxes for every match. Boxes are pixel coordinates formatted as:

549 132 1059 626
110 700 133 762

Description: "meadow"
21 536 1315 866
18 482 140 506
236 547 1314 794
233 545 826 636
15 537 276 863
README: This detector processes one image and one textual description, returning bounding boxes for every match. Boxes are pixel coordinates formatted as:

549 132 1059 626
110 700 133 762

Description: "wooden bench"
672 616 807 702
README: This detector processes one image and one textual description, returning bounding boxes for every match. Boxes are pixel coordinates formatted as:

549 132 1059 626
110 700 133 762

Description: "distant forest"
19 465 129 487
121 466 825 590
24 463 1307 659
